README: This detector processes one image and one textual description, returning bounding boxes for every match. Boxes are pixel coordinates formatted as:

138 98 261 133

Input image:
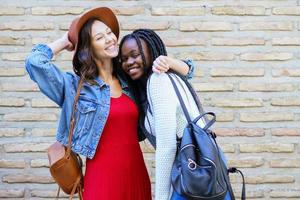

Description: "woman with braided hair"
119 29 232 200
118 29 194 200
119 29 195 145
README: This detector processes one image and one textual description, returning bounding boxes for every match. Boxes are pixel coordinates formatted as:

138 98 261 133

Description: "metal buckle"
188 158 197 170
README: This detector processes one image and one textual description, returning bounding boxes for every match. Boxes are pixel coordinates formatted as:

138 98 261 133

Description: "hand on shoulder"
152 55 171 74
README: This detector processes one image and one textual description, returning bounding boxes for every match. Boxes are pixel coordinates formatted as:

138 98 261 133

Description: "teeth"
128 67 139 74
106 45 115 50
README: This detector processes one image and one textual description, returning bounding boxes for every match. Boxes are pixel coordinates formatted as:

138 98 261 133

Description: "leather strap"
55 187 60 200
66 73 86 157
172 72 207 122
166 73 192 123
228 167 246 200
64 73 86 199
166 73 215 128
78 184 83 200
69 176 82 200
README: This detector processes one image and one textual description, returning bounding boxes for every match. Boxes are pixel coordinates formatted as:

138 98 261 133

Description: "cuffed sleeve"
182 59 195 80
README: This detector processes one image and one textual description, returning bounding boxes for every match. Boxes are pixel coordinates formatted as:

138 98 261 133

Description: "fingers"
152 66 162 74
66 43 74 51
152 56 170 73
63 32 74 51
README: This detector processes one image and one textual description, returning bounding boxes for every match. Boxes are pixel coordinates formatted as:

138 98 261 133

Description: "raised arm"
48 32 74 55
152 55 195 79
25 32 74 107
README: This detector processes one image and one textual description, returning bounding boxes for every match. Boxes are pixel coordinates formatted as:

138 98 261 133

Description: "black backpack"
167 73 245 200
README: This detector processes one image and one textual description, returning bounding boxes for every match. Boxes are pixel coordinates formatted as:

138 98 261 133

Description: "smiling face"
120 38 151 80
90 20 118 60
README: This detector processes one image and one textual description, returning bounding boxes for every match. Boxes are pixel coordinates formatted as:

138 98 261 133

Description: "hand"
48 32 74 55
60 32 74 51
152 55 170 74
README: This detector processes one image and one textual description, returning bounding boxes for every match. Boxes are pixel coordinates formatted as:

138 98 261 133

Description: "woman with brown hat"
25 7 192 200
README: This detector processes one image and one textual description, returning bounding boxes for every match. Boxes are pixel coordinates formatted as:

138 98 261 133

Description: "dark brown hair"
72 17 119 82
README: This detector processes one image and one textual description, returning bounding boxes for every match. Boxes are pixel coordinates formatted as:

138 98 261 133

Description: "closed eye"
106 28 112 34
132 53 140 58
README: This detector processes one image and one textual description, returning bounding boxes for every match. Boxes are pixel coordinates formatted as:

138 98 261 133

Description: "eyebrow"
93 32 104 38
122 49 139 56
129 49 138 53
93 27 111 38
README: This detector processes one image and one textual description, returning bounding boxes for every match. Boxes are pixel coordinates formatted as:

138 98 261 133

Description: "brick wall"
1 0 300 199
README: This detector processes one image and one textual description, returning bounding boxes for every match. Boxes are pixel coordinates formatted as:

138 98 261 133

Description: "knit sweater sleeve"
147 73 178 200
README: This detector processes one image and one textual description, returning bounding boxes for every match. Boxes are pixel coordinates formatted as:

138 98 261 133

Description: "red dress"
83 94 152 200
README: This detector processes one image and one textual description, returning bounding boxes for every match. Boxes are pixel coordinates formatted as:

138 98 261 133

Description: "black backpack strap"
171 71 208 123
228 167 246 200
167 73 214 144
166 73 192 123
219 161 235 200
192 112 216 131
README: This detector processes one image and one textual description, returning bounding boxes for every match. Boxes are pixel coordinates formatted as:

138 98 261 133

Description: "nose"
105 34 113 43
124 56 135 68
127 57 135 65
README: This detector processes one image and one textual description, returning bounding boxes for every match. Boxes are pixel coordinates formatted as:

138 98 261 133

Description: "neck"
95 58 114 83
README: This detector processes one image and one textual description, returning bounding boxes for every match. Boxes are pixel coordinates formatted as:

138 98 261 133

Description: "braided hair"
119 29 168 79
119 29 169 142
119 29 207 144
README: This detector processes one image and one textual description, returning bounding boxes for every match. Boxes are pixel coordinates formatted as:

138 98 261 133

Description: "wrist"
165 56 172 63
57 38 69 49
167 57 175 69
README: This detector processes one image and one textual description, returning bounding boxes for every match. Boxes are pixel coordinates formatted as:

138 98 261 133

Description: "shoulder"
147 73 176 97
65 72 77 80
64 72 81 90
147 73 179 102
148 73 171 89
148 73 185 90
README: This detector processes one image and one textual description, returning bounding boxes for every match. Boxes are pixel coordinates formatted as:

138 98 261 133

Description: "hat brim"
68 7 119 49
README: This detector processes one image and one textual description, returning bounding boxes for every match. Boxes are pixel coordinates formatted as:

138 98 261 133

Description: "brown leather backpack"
47 77 85 200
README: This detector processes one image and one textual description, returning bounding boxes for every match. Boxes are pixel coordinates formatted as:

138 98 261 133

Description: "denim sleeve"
25 44 68 107
182 59 195 80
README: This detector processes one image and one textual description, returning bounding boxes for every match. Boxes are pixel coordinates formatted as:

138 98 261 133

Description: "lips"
105 44 117 51
127 66 141 76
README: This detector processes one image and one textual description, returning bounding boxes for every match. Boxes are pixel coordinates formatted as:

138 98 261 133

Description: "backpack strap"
192 112 216 131
166 73 192 123
167 73 215 142
172 72 207 122
168 73 243 200
228 167 246 200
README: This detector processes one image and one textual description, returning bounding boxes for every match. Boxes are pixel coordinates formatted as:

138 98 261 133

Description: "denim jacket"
25 44 195 159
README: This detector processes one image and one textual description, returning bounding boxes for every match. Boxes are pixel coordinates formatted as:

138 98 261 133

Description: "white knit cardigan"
145 73 206 200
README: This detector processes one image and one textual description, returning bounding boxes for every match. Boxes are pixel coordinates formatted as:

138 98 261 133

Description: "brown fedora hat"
68 7 119 49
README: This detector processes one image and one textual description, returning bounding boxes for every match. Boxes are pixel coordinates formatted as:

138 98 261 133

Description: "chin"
105 52 118 58
104 48 118 58
111 50 119 57
130 76 139 80
130 73 143 80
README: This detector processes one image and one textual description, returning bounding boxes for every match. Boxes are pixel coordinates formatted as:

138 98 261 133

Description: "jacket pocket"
73 99 97 139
